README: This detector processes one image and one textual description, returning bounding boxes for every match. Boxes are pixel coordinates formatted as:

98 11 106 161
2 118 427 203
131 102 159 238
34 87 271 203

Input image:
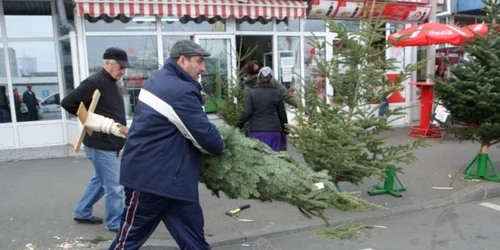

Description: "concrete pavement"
1 125 500 249
214 196 500 250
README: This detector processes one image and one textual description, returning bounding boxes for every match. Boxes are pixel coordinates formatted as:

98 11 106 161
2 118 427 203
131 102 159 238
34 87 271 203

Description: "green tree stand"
463 147 500 182
368 165 406 197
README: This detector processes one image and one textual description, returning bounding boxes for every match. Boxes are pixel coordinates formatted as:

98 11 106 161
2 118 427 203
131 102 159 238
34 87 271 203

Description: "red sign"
309 0 338 17
387 0 429 4
363 2 431 22
335 1 364 19
309 0 432 23
386 74 406 103
310 0 430 5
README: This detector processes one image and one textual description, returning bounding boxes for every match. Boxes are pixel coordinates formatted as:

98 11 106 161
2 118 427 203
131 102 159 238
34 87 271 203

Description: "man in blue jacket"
109 40 224 250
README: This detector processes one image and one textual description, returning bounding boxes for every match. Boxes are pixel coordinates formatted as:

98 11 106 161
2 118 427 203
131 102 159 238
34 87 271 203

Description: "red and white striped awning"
75 0 307 20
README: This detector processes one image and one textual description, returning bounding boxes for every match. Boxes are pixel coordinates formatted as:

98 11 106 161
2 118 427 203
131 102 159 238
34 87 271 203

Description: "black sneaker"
74 216 104 224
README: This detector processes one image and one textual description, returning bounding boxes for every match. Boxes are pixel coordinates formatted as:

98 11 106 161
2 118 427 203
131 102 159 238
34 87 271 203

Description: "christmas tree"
433 0 500 182
290 7 425 185
200 125 382 224
214 42 256 132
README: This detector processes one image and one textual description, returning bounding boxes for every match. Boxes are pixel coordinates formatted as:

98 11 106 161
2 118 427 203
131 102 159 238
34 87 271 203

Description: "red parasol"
388 22 470 47
460 23 488 39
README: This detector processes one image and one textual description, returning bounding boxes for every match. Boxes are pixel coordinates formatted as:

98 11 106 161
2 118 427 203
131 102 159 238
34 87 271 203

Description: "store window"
86 36 159 119
0 84 11 124
197 38 234 112
454 16 477 26
85 15 157 32
59 39 75 119
163 36 192 60
5 15 54 38
276 18 300 32
277 36 301 90
162 16 226 32
304 19 327 32
8 41 60 122
0 46 6 80
329 20 360 32
304 37 326 99
236 18 273 31
0 44 12 124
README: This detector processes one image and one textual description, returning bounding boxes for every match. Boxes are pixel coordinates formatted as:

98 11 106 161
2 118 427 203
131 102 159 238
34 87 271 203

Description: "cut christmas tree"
200 125 383 224
433 0 500 182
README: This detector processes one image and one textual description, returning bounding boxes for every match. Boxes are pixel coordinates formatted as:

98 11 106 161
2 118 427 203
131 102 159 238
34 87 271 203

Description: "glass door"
277 36 301 91
194 35 236 113
304 36 326 100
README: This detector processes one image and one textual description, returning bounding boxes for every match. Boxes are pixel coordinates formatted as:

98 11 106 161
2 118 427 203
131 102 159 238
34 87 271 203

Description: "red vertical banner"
386 73 406 103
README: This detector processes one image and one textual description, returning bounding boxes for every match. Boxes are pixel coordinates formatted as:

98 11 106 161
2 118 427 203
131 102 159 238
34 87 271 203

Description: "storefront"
0 0 432 149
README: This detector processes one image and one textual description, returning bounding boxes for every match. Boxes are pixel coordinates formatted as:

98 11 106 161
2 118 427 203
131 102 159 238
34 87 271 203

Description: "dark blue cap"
103 47 132 68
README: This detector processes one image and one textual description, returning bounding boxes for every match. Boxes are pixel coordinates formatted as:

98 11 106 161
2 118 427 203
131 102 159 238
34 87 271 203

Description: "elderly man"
108 40 224 250
61 47 131 232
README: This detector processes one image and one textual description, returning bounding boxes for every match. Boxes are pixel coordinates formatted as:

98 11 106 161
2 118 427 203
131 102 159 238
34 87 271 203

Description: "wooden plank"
76 102 88 124
73 90 101 152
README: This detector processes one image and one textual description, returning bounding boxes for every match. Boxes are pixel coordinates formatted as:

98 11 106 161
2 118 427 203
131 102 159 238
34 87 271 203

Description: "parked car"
37 93 61 120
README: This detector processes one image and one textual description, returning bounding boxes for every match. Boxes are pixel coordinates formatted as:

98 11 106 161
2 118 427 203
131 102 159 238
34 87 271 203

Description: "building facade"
0 0 434 149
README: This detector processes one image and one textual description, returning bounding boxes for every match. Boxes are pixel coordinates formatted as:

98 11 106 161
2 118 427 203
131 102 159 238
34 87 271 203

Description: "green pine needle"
316 223 368 241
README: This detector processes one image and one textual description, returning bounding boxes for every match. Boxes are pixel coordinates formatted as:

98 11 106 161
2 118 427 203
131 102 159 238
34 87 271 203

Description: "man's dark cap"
170 40 211 59
103 47 132 68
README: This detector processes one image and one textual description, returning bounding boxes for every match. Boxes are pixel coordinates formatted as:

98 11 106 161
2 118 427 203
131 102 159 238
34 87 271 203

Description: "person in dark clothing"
108 40 224 250
237 67 288 152
0 86 10 123
240 60 260 90
22 84 40 121
242 64 298 108
61 47 131 232
244 68 298 152
13 88 23 122
241 60 260 84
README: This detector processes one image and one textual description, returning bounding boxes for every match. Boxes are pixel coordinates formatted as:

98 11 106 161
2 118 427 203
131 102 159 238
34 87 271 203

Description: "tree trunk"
480 144 490 154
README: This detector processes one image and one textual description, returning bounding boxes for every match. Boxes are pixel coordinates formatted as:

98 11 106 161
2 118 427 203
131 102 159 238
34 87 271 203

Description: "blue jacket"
120 59 224 203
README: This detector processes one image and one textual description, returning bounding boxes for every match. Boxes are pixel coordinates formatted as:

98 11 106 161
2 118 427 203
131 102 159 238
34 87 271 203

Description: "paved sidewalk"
1 125 500 250
0 144 85 163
